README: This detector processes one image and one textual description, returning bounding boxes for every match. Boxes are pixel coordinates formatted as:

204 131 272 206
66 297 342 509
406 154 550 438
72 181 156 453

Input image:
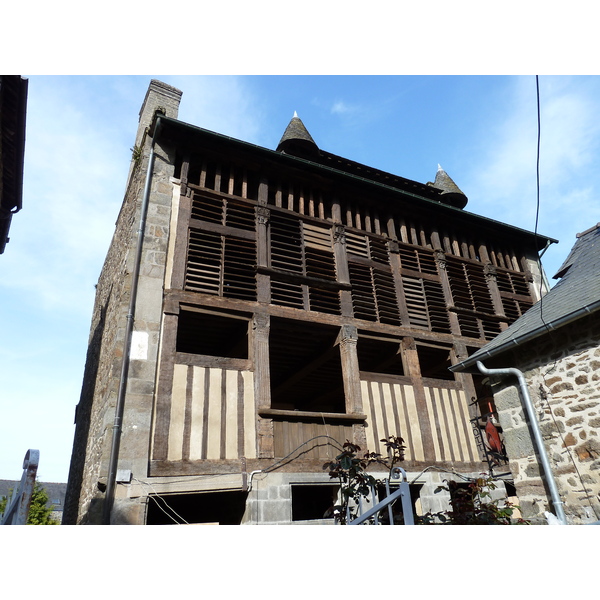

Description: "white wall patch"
130 331 149 360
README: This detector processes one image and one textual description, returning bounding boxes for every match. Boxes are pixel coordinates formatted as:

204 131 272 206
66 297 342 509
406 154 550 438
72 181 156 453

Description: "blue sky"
2 74 600 484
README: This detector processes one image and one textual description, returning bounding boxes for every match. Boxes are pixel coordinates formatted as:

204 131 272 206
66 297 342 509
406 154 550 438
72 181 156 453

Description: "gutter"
450 298 600 374
102 114 162 525
475 361 567 524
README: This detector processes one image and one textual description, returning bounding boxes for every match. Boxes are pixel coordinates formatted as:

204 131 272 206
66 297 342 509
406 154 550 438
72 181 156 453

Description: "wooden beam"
401 337 436 462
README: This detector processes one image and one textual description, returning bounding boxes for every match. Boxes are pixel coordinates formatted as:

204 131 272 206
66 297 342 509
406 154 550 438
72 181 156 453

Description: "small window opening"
357 335 404 376
291 485 339 521
374 483 423 524
177 308 249 359
173 152 183 180
504 481 517 497
146 491 248 525
269 318 346 413
416 344 454 380
187 154 201 186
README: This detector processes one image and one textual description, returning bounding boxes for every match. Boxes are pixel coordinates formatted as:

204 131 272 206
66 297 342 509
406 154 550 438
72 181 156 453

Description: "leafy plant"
323 435 405 524
419 475 529 525
130 145 143 163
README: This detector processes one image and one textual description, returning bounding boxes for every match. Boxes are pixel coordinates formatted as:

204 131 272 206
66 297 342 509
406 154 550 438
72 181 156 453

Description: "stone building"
63 79 555 525
452 223 600 524
0 75 28 254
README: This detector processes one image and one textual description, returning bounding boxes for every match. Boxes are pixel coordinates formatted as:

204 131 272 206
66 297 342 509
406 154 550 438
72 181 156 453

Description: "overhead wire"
532 76 599 521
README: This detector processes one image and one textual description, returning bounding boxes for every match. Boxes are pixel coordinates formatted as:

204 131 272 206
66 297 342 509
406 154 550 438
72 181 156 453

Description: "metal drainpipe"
102 117 161 525
476 361 567 524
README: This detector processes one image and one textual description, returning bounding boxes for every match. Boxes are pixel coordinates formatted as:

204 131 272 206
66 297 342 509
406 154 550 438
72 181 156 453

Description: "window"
416 343 454 380
269 318 345 413
269 212 340 314
146 491 249 525
291 484 338 521
495 268 534 321
375 483 423 524
176 308 249 359
397 245 450 333
357 335 404 376
445 256 501 340
184 193 257 301
347 232 401 325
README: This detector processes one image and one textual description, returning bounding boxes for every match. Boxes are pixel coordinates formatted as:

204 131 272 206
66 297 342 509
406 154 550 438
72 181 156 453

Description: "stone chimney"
134 79 183 150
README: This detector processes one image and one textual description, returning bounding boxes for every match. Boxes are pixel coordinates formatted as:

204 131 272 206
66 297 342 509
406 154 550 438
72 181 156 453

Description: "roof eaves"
450 298 600 373
156 116 557 247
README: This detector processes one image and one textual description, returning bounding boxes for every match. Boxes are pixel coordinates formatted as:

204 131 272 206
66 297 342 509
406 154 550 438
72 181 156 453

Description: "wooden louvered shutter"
496 268 534 323
396 246 450 333
445 257 501 340
186 229 222 295
185 193 257 301
269 212 305 309
347 233 401 326
268 212 340 314
303 222 340 314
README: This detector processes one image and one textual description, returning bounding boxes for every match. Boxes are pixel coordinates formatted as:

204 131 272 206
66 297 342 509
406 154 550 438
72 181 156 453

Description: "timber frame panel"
149 138 541 477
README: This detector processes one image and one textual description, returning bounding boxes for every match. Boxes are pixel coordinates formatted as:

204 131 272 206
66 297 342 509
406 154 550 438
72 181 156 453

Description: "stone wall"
63 81 182 524
63 155 145 524
490 311 600 524
239 469 508 525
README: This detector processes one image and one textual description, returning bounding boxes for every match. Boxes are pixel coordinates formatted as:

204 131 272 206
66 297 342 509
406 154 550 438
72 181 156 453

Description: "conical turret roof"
276 112 319 158
428 165 468 208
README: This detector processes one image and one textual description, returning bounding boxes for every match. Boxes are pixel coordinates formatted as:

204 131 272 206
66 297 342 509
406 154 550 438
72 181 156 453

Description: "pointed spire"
428 165 468 209
276 113 319 158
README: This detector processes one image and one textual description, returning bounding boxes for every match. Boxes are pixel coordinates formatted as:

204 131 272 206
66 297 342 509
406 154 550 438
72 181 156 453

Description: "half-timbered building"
63 80 555 524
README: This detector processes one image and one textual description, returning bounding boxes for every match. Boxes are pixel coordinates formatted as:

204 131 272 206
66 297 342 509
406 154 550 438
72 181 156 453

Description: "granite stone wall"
490 312 600 524
62 81 182 524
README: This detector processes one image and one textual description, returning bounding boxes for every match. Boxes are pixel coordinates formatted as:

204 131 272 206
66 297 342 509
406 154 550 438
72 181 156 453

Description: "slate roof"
276 112 318 157
276 113 469 209
154 113 555 249
451 223 600 373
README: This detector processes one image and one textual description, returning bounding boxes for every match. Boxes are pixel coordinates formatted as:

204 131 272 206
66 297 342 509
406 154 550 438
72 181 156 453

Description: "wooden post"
401 337 436 461
169 191 192 291
256 206 271 304
333 224 353 317
387 239 411 326
337 324 366 449
252 312 273 458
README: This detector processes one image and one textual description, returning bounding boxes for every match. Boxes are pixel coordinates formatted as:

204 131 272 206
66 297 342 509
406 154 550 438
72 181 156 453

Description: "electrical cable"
532 77 599 521
534 75 549 328
132 477 190 525
408 465 477 486
260 435 345 474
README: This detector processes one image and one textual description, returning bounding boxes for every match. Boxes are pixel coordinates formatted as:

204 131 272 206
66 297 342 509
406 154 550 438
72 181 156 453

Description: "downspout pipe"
476 361 567 525
102 117 161 524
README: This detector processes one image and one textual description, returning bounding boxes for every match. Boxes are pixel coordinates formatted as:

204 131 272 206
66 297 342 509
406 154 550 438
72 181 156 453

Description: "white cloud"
461 76 600 279
331 100 357 115
165 76 264 146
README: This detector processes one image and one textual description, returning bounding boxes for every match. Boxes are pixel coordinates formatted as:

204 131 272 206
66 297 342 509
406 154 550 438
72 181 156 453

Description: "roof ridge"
576 222 600 238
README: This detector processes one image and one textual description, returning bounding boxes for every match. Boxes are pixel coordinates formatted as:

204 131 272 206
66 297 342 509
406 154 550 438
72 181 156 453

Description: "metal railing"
1 449 39 525
348 467 414 525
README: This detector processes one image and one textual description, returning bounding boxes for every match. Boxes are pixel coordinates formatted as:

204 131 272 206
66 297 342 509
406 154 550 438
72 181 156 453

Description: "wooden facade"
148 114 549 481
